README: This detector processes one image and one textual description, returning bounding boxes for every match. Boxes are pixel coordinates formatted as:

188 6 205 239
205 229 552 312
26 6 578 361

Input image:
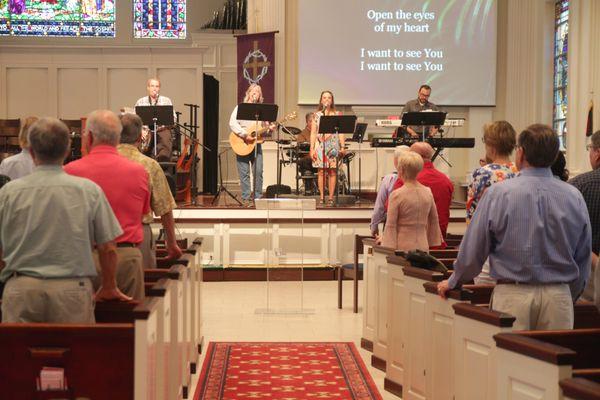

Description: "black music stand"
135 105 175 158
352 123 367 203
318 115 357 207
236 103 278 201
401 111 446 142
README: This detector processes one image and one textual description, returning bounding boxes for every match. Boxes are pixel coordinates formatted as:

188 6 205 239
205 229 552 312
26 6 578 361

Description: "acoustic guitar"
229 111 297 156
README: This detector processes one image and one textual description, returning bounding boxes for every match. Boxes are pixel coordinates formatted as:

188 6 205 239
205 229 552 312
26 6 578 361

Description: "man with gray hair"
570 129 600 308
65 110 150 301
0 118 129 323
118 113 182 268
438 124 591 330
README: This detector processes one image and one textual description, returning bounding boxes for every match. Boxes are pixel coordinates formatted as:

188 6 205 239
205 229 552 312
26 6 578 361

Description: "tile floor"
190 280 397 399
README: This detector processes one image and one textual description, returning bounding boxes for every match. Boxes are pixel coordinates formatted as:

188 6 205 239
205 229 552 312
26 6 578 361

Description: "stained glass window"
553 0 569 148
0 1 115 37
133 0 186 39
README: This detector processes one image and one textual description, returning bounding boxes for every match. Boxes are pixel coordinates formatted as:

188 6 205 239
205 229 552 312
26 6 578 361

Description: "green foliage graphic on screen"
0 0 115 37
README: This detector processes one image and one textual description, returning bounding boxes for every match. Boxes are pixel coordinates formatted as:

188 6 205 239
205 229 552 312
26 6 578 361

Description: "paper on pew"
40 367 66 390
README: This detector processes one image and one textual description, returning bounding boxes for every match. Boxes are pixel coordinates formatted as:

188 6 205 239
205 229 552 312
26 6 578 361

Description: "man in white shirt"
134 78 174 161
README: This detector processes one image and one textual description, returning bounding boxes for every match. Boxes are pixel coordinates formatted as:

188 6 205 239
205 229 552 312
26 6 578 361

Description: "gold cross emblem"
243 40 271 81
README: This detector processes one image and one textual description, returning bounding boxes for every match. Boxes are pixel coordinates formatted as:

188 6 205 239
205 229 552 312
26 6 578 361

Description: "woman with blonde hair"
382 151 442 251
310 90 345 205
229 84 272 206
0 116 39 180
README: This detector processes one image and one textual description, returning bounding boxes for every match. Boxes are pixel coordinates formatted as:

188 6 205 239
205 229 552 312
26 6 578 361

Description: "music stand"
235 103 278 201
135 105 175 158
401 111 446 141
352 123 367 204
318 115 357 207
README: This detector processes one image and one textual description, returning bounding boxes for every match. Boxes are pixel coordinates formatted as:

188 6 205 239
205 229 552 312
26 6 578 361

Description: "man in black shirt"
400 84 440 138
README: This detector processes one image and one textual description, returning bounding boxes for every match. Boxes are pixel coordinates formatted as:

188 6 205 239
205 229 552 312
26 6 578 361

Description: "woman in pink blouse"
382 151 442 251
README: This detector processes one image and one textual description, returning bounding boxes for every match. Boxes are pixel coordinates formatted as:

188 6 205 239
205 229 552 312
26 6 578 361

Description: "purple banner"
237 31 275 104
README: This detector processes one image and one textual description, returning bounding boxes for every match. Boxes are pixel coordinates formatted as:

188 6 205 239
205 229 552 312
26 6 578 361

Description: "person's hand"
95 286 132 302
244 135 256 144
269 123 277 131
437 280 451 299
375 234 382 245
310 150 317 161
167 243 183 260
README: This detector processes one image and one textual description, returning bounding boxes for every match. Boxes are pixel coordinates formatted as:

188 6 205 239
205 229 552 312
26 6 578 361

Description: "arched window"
133 0 186 39
553 0 569 148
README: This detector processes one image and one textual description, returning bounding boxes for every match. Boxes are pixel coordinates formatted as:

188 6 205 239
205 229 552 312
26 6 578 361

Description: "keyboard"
371 137 475 148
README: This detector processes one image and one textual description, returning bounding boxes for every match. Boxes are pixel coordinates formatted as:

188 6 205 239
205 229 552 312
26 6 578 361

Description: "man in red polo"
386 142 454 245
65 109 150 300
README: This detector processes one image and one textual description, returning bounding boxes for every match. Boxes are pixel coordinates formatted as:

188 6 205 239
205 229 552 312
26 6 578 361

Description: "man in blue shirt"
438 124 591 330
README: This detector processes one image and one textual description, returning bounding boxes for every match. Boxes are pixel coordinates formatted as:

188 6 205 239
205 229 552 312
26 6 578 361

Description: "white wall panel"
7 68 50 117
58 68 100 119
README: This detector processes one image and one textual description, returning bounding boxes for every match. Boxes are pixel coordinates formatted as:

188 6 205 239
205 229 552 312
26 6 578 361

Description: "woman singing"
310 91 345 205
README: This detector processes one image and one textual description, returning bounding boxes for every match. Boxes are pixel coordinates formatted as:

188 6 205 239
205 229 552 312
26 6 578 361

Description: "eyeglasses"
586 144 598 151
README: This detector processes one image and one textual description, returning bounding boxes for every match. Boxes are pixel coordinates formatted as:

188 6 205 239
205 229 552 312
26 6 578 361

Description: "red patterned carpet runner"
194 342 382 399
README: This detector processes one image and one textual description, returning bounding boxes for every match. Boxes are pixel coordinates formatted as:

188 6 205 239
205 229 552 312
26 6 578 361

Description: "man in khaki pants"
0 118 129 323
438 124 591 330
65 110 151 301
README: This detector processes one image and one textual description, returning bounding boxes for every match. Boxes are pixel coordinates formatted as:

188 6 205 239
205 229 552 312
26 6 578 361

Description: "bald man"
389 142 454 244
65 110 150 301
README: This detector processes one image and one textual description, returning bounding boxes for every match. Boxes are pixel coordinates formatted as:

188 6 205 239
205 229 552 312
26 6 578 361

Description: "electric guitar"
229 111 297 156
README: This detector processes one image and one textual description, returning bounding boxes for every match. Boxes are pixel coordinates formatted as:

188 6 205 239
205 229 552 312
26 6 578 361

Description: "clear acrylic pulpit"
254 198 317 314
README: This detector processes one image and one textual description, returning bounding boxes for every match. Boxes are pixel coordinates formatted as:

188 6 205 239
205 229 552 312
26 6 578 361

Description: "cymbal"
283 126 302 135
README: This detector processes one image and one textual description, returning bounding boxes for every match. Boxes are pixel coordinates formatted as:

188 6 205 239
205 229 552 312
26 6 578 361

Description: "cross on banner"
237 31 276 104
243 40 272 81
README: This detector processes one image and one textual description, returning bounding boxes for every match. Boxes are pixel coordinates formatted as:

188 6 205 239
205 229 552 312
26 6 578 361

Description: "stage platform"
166 195 467 281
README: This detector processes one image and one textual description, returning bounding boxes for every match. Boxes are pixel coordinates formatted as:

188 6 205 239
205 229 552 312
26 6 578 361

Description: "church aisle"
191 281 396 399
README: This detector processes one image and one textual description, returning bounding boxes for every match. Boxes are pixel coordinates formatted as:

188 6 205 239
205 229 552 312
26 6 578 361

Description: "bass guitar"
229 111 297 156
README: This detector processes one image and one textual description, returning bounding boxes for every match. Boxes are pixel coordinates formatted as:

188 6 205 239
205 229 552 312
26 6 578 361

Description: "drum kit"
278 127 355 196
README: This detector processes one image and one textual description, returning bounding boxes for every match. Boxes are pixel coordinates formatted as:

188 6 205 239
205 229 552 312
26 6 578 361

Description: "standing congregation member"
570 130 600 308
229 84 271 206
0 116 38 180
0 118 129 323
388 142 453 245
438 124 591 330
118 113 183 268
310 90 345 205
370 145 409 238
466 121 518 223
134 77 174 161
381 151 442 251
65 110 150 301
466 120 518 283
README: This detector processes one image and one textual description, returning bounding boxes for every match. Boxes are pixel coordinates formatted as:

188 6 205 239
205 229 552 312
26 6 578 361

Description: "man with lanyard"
134 77 174 162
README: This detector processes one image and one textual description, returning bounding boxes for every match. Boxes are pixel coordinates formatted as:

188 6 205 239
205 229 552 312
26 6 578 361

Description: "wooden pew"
383 253 492 399
453 300 599 400
494 329 600 400
145 264 188 400
361 237 377 352
560 377 600 400
0 296 161 400
362 240 396 370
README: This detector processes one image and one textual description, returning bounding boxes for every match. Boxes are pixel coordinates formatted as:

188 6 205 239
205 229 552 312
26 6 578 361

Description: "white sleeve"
229 106 246 137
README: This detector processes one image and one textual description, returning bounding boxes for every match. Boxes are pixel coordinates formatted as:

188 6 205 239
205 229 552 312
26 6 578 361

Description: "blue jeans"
236 144 263 200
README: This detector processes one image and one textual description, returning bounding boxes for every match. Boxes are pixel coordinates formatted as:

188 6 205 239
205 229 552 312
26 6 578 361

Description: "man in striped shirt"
438 124 591 330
